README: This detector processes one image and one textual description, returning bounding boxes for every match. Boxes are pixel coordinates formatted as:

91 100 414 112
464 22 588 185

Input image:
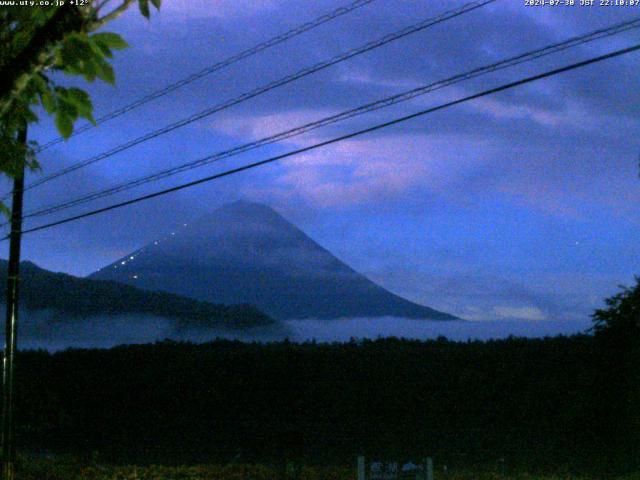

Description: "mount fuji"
90 201 456 321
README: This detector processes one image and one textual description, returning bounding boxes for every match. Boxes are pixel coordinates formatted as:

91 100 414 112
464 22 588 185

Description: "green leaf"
66 36 94 63
40 90 56 114
0 202 10 220
62 64 81 75
150 0 161 9
30 74 48 94
0 202 11 219
66 88 90 103
91 32 129 51
66 88 95 124
59 44 79 70
85 111 97 125
66 88 90 110
55 112 73 138
90 38 113 59
58 97 79 121
95 61 115 85
139 0 150 18
81 58 98 82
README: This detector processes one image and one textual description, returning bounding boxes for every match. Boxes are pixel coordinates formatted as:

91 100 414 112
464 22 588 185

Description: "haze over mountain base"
11 311 589 351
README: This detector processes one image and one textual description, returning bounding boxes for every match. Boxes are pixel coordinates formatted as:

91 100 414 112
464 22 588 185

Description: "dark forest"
13 332 639 474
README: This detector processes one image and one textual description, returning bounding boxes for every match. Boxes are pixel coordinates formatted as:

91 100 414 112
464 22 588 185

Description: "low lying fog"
8 308 592 351
281 317 591 342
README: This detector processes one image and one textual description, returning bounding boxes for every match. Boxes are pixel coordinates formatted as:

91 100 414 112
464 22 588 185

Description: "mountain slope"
90 201 456 321
0 260 273 330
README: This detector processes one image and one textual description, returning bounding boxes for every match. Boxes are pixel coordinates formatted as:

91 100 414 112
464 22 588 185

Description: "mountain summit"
90 201 455 320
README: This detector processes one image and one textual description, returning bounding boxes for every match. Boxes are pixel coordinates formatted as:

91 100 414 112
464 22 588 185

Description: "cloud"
357 263 618 325
337 69 423 90
493 306 548 321
13 309 591 351
160 0 277 20
209 108 340 143
280 317 589 343
233 131 497 208
268 140 429 206
469 96 577 128
13 307 289 352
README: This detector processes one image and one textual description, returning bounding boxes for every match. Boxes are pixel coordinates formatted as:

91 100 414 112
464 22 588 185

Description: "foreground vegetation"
13 459 640 480
12 333 639 474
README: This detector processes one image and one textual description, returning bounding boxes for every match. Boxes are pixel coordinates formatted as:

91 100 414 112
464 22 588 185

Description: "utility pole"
1 123 27 480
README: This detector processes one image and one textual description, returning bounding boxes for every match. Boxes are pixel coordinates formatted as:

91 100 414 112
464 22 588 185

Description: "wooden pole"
1 123 27 480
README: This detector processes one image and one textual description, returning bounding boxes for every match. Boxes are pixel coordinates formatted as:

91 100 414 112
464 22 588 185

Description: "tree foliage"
591 276 640 343
11 336 637 474
0 0 160 192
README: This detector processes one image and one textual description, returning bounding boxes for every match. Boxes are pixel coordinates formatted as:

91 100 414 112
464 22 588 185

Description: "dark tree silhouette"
592 276 640 343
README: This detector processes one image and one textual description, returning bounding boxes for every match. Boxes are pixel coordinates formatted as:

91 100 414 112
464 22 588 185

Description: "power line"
17 16 640 222
15 0 496 197
9 43 639 240
35 0 377 152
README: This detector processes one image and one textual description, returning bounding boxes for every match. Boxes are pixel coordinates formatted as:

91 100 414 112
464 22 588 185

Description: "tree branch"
89 0 136 32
